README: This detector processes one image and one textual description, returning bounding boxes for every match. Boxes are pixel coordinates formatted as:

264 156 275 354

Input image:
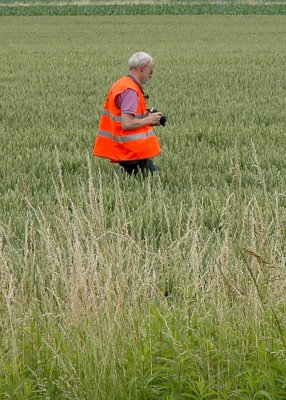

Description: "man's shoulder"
113 75 139 93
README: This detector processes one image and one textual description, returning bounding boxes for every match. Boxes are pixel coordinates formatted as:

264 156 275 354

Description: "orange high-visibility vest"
93 75 160 162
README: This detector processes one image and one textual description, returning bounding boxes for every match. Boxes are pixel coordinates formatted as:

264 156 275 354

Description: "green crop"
1 14 286 399
1 3 286 16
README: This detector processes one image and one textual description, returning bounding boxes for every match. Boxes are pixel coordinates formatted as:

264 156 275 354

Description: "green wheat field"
1 7 286 399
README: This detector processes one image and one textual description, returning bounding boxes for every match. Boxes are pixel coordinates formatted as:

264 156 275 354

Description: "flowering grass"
1 14 286 399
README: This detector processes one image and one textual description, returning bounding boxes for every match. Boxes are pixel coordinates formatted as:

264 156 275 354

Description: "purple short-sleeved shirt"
115 74 141 115
116 89 138 115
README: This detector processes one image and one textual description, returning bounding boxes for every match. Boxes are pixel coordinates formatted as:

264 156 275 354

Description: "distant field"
1 14 286 399
1 0 286 15
1 0 286 3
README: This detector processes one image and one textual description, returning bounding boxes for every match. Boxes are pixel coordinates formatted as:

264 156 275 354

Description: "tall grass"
1 15 286 398
1 165 286 398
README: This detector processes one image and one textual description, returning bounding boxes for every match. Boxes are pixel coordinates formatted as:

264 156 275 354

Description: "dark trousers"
119 158 158 176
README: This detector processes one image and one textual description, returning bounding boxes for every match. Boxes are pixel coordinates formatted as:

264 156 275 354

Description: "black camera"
148 108 167 126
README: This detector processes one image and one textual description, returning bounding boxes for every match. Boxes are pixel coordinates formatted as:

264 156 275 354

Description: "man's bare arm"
121 112 162 131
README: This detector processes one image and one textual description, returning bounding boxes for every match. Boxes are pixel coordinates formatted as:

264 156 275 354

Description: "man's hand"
147 112 162 126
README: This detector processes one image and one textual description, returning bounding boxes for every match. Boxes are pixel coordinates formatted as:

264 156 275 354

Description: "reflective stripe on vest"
97 128 156 143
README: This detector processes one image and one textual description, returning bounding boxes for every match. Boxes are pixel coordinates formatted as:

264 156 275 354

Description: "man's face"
140 63 154 85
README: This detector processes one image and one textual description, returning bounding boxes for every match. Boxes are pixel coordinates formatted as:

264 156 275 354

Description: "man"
93 52 163 176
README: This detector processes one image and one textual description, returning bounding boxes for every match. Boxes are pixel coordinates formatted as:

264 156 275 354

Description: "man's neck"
128 71 142 85
127 73 143 88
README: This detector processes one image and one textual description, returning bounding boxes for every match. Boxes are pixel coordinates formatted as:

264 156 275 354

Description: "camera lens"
160 116 167 126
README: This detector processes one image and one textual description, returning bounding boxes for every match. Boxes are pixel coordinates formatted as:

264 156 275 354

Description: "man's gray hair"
128 52 154 70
